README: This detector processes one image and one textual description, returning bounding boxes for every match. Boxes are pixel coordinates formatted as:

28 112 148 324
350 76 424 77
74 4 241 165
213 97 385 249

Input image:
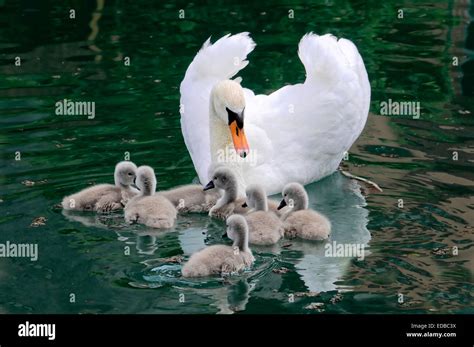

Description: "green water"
0 0 473 314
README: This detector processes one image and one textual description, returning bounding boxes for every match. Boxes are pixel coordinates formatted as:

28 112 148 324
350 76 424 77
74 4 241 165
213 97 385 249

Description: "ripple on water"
128 251 279 290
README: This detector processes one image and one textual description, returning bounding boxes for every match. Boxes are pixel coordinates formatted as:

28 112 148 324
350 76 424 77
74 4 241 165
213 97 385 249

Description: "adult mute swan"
180 32 370 196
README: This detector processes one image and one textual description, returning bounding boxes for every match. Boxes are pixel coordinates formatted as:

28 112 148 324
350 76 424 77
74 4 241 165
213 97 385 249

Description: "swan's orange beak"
229 120 249 158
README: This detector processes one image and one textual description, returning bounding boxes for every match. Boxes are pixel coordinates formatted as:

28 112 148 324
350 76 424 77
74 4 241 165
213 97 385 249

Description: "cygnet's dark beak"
277 199 287 210
242 202 248 208
203 180 215 191
131 178 140 191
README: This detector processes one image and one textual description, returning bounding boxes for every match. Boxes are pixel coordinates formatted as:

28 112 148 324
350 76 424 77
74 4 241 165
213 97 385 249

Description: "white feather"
180 33 255 183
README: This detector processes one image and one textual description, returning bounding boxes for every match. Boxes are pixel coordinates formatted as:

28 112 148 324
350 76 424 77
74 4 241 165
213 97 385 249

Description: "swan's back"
159 184 221 213
243 34 370 194
182 244 253 277
124 195 177 228
62 184 121 211
245 211 283 246
283 209 331 241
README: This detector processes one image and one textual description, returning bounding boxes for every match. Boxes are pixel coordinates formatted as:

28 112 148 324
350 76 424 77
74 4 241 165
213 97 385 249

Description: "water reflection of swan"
62 210 163 255
185 279 254 314
134 233 158 255
61 209 120 230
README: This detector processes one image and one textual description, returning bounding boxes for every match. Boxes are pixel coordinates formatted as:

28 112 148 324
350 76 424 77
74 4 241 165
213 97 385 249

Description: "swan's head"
135 166 157 196
226 214 249 251
210 80 249 158
203 167 237 192
278 182 309 211
114 161 138 187
242 184 267 211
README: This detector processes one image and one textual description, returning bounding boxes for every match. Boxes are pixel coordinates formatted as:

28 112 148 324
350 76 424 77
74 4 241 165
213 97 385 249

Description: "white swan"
180 32 370 196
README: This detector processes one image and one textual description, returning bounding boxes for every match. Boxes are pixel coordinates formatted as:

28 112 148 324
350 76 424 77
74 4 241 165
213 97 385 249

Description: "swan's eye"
213 176 217 180
128 172 133 176
284 194 287 197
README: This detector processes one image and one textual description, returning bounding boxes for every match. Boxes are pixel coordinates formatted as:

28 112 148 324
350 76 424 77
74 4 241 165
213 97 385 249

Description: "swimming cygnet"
204 167 286 220
243 184 283 246
181 215 254 277
204 167 246 219
61 161 139 213
159 185 222 213
124 166 177 228
277 182 331 241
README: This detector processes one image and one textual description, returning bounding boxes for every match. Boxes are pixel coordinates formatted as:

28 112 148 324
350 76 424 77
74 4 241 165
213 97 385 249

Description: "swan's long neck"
209 109 231 161
142 177 156 196
254 193 268 211
143 187 154 196
114 172 121 187
233 229 249 253
222 188 237 204
293 191 309 211
223 182 238 204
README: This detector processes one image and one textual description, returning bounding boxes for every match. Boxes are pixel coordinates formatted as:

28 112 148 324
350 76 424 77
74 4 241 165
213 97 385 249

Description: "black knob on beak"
242 202 248 208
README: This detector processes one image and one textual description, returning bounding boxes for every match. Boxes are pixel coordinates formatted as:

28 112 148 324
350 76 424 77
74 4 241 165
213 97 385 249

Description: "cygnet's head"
203 167 237 192
207 162 225 182
242 184 267 211
226 214 249 252
210 80 249 158
135 166 157 196
114 161 137 187
278 182 309 211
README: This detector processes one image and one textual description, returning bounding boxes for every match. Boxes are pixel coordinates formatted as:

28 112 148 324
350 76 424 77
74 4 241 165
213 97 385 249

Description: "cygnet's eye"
213 176 217 180
128 172 133 176
284 193 287 197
